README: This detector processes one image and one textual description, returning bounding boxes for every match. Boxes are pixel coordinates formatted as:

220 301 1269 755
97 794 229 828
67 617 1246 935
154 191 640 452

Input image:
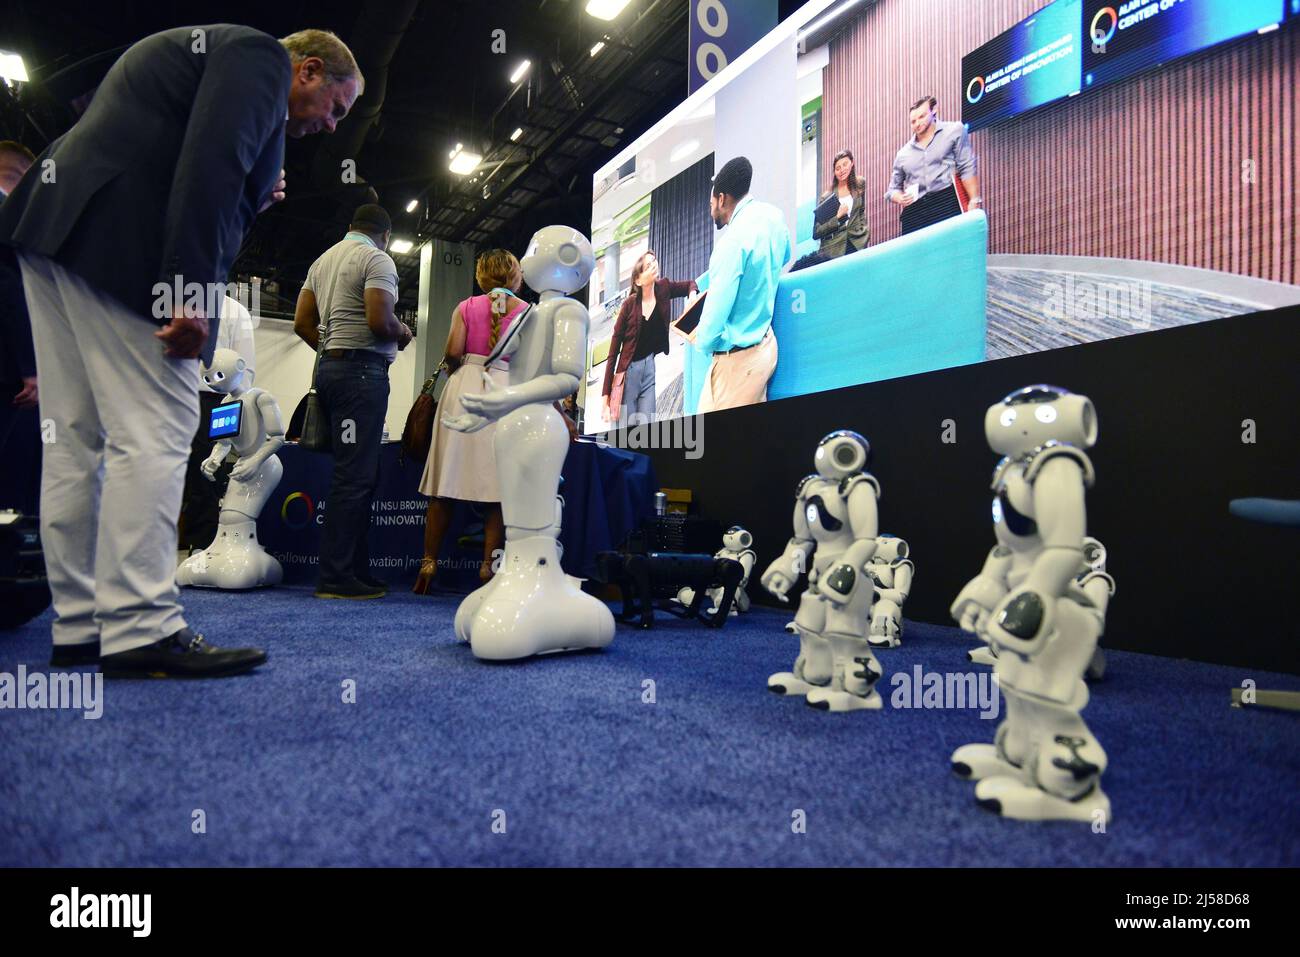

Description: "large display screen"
962 0 1082 134
583 0 1298 434
1082 0 1286 91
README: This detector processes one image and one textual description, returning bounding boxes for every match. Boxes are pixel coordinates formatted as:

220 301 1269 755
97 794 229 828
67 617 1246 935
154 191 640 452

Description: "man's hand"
837 200 851 220
396 322 413 351
891 191 916 207
155 310 210 359
259 169 287 215
12 376 37 408
602 394 612 422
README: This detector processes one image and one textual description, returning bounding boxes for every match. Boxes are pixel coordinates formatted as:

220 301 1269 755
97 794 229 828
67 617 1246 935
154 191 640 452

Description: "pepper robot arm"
986 456 1087 656
201 441 233 480
230 392 285 482
951 544 1014 634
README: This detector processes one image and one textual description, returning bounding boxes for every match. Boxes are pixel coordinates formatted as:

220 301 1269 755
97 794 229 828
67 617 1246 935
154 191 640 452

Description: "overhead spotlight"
449 143 482 175
0 50 28 85
389 239 414 255
510 59 531 84
510 127 524 142
590 41 606 57
405 199 419 213
586 0 631 20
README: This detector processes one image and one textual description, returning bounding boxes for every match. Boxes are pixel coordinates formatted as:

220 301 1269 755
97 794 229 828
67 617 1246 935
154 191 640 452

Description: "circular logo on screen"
966 76 985 104
1090 7 1118 47
281 492 315 530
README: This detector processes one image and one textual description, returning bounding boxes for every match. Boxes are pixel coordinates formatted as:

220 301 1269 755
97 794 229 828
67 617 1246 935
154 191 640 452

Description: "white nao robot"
444 226 615 660
866 534 913 649
760 431 883 712
176 348 285 589
949 385 1110 823
675 525 757 616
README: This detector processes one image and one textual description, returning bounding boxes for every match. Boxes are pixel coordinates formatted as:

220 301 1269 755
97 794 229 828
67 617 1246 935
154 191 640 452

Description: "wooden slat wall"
821 1 1298 284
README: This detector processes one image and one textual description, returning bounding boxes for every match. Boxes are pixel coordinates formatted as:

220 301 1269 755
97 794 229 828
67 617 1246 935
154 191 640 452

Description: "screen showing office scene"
584 0 1299 431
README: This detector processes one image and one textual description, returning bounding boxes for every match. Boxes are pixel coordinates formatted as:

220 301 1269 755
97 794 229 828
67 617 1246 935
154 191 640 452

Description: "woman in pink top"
415 249 527 593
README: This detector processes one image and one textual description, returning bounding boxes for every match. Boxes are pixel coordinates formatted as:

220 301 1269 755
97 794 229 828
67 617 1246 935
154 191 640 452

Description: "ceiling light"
590 41 606 57
669 139 700 164
0 51 28 84
405 199 419 213
799 0 867 42
510 60 531 84
586 0 632 20
510 127 524 142
449 144 482 175
389 239 414 255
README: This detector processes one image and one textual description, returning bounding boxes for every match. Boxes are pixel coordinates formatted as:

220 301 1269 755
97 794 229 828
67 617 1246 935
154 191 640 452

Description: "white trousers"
20 253 198 654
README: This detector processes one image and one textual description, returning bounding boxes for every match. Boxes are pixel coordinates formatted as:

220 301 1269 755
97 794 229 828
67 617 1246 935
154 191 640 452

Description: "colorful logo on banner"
1090 6 1119 46
966 76 986 104
280 492 315 530
688 0 779 95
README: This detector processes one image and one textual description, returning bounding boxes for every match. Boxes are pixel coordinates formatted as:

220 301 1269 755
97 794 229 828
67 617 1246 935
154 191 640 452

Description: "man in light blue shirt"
693 157 792 414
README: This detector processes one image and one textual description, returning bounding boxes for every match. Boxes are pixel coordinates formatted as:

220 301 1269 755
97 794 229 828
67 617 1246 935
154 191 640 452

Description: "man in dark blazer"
0 141 38 513
0 25 364 677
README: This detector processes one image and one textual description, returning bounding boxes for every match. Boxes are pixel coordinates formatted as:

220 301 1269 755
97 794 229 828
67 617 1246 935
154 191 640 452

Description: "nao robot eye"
999 408 1017 427
1035 405 1057 423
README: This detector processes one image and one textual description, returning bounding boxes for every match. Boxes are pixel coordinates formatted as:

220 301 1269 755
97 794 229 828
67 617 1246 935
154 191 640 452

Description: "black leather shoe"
356 573 389 593
50 643 100 667
315 577 385 600
99 628 267 679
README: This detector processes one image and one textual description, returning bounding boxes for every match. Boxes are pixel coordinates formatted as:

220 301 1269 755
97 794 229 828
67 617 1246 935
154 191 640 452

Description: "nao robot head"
874 535 909 563
984 385 1096 458
723 526 753 551
521 225 596 296
813 430 870 480
201 348 250 395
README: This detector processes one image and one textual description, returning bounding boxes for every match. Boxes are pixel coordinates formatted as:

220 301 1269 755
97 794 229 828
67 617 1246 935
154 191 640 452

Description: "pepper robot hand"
949 385 1110 824
675 526 757 616
176 349 284 590
444 226 615 660
759 430 884 712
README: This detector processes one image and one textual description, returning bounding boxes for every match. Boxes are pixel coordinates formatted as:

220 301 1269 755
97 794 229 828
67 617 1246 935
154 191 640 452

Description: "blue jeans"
622 354 657 424
315 354 390 584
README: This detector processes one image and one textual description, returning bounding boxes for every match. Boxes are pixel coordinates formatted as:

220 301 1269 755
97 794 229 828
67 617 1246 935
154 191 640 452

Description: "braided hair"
476 249 522 349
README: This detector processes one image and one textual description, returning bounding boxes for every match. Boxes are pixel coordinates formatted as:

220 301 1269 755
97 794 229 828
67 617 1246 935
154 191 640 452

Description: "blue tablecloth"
257 440 657 587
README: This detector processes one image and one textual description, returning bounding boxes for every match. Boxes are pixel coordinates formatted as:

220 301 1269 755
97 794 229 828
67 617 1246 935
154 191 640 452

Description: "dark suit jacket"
0 243 35 389
601 277 697 398
813 184 869 259
0 24 290 363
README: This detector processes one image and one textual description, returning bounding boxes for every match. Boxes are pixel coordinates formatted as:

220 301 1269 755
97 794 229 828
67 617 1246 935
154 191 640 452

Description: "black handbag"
298 330 331 452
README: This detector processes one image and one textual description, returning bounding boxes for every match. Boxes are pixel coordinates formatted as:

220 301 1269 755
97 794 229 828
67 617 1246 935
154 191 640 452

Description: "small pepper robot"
675 526 756 617
866 534 913 649
760 430 883 712
176 348 284 590
445 226 615 660
949 385 1110 823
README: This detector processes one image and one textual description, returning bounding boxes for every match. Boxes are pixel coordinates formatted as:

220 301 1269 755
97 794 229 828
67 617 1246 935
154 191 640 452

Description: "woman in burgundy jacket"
600 250 698 425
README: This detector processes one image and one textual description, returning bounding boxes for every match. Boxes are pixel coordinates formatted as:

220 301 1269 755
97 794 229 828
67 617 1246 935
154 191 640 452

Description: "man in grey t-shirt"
294 204 411 598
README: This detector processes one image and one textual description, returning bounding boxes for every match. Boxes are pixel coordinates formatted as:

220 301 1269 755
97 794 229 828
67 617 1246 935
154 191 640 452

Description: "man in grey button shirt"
293 203 411 599
885 95 983 235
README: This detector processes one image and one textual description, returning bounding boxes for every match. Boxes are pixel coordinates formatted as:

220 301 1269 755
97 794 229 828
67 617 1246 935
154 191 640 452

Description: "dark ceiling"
1 0 805 314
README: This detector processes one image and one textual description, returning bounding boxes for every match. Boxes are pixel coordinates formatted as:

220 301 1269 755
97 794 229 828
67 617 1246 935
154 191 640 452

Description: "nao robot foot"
177 348 285 590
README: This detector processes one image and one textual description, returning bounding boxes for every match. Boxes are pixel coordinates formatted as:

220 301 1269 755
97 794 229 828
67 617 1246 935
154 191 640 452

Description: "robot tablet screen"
209 401 242 440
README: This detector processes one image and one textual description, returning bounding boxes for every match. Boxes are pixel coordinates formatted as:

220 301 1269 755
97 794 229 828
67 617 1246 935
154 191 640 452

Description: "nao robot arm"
819 480 879 608
875 561 913 606
761 493 816 603
951 544 1014 636
985 456 1087 657
230 391 285 482
448 303 585 433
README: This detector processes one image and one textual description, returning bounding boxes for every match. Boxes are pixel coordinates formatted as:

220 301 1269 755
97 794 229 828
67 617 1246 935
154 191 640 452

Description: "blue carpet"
2 585 1298 867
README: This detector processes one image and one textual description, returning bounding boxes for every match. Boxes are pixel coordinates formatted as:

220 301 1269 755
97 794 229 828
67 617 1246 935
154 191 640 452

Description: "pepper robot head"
722 526 752 551
200 348 249 395
874 535 909 564
813 430 870 479
984 385 1096 458
521 225 596 296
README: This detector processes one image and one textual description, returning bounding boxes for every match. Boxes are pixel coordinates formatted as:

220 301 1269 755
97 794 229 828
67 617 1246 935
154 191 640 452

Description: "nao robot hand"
761 538 812 604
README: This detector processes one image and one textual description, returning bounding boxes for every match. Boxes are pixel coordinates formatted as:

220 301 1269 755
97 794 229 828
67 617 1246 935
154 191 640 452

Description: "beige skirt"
418 354 509 501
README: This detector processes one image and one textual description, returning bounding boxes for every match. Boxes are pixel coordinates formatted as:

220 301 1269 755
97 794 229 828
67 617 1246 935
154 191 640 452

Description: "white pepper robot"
949 385 1110 823
866 534 913 648
444 226 615 660
965 535 1113 681
176 348 284 590
760 431 883 712
675 525 757 616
